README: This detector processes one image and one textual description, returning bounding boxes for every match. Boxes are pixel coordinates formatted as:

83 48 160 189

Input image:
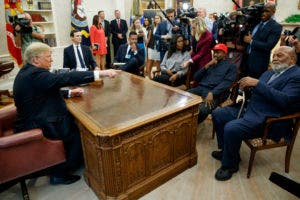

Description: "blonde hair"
192 17 207 36
24 42 51 64
130 18 142 32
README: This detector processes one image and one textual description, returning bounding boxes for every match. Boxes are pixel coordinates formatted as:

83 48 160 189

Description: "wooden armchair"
0 105 66 199
244 111 300 178
211 82 239 139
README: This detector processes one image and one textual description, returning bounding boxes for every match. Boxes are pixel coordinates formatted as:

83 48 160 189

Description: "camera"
9 14 32 34
178 7 197 20
218 3 265 43
283 27 299 39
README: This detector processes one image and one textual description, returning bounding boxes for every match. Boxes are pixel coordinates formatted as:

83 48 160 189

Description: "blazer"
13 63 95 139
110 18 128 44
101 19 110 37
63 44 97 71
155 20 181 51
247 19 282 76
244 66 300 127
114 43 145 74
191 30 213 69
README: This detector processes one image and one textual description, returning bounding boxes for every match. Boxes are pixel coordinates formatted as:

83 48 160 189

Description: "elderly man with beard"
211 46 300 181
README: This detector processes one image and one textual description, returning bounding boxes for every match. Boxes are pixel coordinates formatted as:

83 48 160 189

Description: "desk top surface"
66 72 202 136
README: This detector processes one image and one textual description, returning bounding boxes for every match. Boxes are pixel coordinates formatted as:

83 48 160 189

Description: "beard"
271 62 290 73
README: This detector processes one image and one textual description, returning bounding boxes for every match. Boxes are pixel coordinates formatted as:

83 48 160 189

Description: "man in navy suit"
242 2 282 78
63 30 98 71
155 8 181 61
110 10 128 56
211 46 300 181
14 42 118 185
114 31 145 75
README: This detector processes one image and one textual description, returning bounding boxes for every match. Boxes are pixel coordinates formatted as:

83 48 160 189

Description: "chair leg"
212 124 215 139
20 180 30 200
285 145 293 173
247 149 257 178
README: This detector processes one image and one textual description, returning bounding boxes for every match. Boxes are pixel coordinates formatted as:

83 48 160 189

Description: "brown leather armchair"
0 105 66 199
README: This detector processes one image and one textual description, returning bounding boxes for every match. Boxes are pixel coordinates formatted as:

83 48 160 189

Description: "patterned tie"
117 19 121 29
76 46 85 68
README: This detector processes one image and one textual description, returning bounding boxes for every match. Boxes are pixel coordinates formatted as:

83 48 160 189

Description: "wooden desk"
66 72 202 200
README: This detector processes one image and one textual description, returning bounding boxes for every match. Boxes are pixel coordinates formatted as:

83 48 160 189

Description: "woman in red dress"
90 15 107 69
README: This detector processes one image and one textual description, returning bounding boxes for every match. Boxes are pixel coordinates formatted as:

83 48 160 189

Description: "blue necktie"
252 22 263 39
76 46 85 68
247 22 264 54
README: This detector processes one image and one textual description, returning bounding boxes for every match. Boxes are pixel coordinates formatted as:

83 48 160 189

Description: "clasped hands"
166 69 179 82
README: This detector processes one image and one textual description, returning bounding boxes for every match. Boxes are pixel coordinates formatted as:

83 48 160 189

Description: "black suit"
110 18 128 56
63 44 97 71
13 63 96 175
101 19 111 68
114 44 145 75
241 19 282 78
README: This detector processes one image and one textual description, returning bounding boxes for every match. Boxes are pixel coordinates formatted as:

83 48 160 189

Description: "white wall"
193 0 233 14
276 0 299 22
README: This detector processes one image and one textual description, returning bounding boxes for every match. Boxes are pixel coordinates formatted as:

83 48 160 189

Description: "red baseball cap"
213 43 228 54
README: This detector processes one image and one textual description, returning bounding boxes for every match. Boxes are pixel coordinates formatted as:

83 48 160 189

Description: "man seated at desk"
113 31 145 75
63 29 98 71
13 42 118 185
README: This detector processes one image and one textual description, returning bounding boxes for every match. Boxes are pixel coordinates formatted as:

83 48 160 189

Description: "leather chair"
0 105 66 199
244 111 300 178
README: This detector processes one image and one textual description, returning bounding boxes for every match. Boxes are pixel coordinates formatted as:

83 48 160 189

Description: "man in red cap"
187 43 237 123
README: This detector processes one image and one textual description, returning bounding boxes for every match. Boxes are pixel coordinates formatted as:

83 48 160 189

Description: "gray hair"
23 42 51 64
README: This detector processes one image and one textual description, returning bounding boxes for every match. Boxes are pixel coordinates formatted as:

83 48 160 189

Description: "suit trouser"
119 57 140 75
45 115 83 177
188 87 218 123
212 106 261 168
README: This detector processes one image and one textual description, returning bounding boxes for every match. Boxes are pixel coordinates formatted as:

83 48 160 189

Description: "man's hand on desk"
99 69 120 78
70 88 84 97
94 69 120 80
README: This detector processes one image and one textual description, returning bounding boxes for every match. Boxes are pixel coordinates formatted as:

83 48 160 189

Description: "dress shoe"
211 150 242 162
211 150 223 161
215 166 239 181
50 174 81 185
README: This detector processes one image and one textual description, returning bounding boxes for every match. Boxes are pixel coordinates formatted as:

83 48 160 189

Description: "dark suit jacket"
101 19 110 37
246 19 282 77
114 44 145 74
63 44 97 71
110 18 128 45
242 66 300 141
13 63 95 139
154 20 181 51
